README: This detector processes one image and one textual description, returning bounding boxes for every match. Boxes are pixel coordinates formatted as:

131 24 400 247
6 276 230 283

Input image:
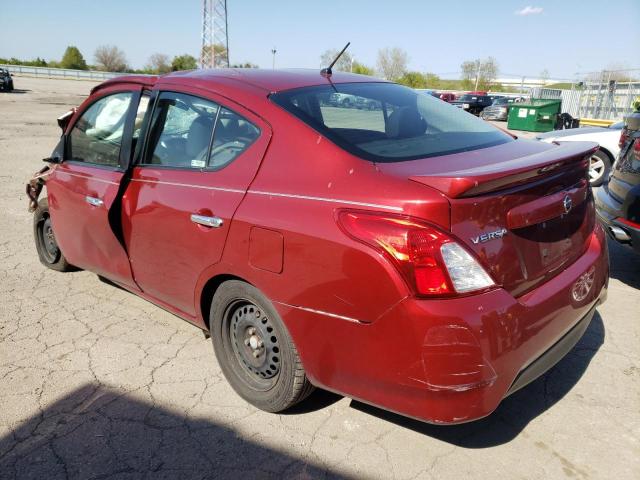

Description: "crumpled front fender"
26 165 54 212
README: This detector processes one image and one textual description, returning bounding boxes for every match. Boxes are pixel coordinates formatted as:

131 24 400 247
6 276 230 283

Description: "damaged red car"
27 69 608 424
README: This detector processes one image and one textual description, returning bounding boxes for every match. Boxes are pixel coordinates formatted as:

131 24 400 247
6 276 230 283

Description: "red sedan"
27 69 608 424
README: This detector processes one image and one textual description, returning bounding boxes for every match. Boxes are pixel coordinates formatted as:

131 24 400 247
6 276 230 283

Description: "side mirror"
57 108 76 132
10 73 13 77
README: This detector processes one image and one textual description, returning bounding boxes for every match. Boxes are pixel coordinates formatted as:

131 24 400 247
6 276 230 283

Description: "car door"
46 85 148 289
122 88 271 316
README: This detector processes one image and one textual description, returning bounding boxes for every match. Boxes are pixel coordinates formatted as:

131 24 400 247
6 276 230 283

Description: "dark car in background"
0 68 14 92
481 97 526 121
438 92 456 102
596 113 640 254
450 94 493 115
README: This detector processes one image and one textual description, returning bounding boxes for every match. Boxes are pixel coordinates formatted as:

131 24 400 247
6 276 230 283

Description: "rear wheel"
210 280 314 412
588 149 611 187
33 198 75 271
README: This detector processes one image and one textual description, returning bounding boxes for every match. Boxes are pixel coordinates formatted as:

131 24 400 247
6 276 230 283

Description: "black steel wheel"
210 280 314 412
39 216 59 263
33 198 75 271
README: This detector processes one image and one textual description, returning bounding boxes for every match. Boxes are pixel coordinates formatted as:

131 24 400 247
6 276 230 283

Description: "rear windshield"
270 83 512 162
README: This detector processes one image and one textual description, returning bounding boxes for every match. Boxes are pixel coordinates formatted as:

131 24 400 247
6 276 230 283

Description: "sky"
0 0 638 80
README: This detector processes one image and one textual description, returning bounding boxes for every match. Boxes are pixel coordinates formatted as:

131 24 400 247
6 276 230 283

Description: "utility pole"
200 0 229 69
271 48 277 69
474 59 481 90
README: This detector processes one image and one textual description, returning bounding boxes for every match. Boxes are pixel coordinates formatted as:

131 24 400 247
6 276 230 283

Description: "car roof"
93 69 384 96
166 68 385 92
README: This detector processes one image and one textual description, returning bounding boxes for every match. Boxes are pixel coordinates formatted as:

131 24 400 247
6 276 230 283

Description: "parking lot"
1 76 639 479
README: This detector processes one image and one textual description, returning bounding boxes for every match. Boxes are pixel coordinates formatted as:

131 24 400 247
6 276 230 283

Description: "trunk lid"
378 140 598 296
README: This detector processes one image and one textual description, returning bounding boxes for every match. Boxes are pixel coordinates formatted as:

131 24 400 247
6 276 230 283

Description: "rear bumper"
505 302 597 396
596 187 640 253
280 226 609 424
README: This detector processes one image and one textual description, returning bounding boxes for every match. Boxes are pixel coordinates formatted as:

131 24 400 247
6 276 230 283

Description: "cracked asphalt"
1 77 639 480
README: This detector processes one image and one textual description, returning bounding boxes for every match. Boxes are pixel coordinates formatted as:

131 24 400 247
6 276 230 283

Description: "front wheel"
33 198 75 271
210 280 314 412
588 150 612 187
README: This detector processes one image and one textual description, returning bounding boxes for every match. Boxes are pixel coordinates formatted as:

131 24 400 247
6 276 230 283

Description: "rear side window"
142 92 259 170
68 92 133 166
209 107 260 169
270 83 511 162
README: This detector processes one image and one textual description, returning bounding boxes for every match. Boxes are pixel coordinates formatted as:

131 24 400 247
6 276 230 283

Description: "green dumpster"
507 99 561 132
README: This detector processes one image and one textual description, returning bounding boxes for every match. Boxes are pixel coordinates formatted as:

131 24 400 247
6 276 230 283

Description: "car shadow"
282 388 343 415
349 311 605 448
607 237 640 289
2 89 30 94
0 384 352 479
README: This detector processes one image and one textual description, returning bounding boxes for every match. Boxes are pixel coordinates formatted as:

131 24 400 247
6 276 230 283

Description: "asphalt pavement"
1 77 638 479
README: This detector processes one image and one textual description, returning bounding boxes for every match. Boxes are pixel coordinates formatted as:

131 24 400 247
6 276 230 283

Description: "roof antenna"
321 42 351 77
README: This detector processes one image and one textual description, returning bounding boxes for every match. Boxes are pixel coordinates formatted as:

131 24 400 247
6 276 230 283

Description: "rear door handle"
85 196 104 207
190 214 223 228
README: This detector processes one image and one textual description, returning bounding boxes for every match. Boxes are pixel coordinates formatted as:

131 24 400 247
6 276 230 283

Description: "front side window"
68 92 133 166
271 83 512 162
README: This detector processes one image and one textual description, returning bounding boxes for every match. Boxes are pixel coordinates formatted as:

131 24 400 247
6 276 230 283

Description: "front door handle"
85 196 104 207
190 214 223 228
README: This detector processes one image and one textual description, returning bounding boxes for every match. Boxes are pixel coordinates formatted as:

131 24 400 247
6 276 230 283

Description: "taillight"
619 127 629 149
337 210 495 297
634 139 640 161
617 217 640 229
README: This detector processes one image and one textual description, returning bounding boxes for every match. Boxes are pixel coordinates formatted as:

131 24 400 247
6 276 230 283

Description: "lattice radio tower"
200 0 229 69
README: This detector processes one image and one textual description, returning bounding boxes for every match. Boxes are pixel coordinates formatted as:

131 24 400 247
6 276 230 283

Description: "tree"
319 48 353 72
460 57 499 90
397 71 428 88
424 73 441 88
171 54 198 71
231 62 258 68
539 69 550 84
201 43 228 68
146 53 171 74
352 62 374 76
60 46 87 70
376 47 408 81
94 45 128 72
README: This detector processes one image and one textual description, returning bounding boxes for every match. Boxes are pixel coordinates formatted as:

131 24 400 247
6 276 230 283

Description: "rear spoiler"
409 141 598 198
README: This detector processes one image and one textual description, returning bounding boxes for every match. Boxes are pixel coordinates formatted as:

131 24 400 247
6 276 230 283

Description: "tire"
588 149 612 187
33 198 75 271
210 280 314 412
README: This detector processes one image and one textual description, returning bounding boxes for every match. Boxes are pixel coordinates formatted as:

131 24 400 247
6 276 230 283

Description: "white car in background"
535 122 624 186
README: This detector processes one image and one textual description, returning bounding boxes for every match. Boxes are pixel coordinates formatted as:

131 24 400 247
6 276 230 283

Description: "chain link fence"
531 69 640 121
0 64 140 81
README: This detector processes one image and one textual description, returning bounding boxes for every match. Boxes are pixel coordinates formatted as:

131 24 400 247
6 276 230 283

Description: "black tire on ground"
210 280 315 412
33 198 75 271
588 149 612 187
